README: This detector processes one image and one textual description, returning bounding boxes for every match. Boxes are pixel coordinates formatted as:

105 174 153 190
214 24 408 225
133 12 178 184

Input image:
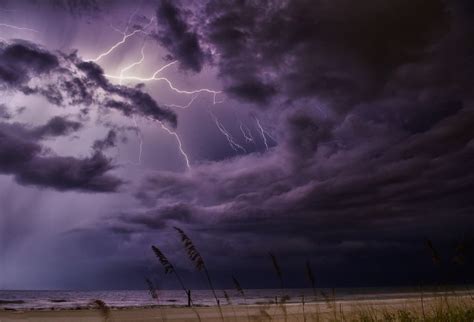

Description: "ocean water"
0 287 460 311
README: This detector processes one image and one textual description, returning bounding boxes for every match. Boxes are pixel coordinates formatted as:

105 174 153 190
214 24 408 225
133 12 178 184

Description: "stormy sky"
0 0 473 290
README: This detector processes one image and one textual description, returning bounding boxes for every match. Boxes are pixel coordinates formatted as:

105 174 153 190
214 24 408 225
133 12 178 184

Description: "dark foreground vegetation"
138 228 474 321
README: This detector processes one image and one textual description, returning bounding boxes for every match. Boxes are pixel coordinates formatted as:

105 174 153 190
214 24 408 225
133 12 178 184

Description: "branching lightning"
255 118 276 151
91 10 198 170
88 16 155 63
132 115 144 165
210 112 246 153
0 7 218 171
87 8 273 168
2 7 277 171
240 122 255 144
111 49 198 169
164 94 200 109
105 62 223 104
119 44 146 85
0 23 38 33
94 22 224 168
158 121 191 169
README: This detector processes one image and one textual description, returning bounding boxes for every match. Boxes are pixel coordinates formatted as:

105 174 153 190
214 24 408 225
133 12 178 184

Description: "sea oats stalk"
302 294 306 322
145 277 158 299
305 260 320 321
174 227 224 321
269 252 288 322
257 306 272 321
151 245 188 294
91 299 110 322
232 275 251 322
331 288 338 321
420 284 427 321
279 295 290 322
223 290 238 321
145 277 166 322
426 239 441 265
232 276 245 298
305 260 316 295
269 252 284 289
150 245 202 321
151 246 174 274
452 239 468 266
451 238 474 300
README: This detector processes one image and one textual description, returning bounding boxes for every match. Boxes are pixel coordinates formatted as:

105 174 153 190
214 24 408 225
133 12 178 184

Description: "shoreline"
0 294 472 321
1 288 472 311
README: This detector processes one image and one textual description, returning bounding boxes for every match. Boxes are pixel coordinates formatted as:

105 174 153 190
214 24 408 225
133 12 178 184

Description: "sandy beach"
1 295 472 322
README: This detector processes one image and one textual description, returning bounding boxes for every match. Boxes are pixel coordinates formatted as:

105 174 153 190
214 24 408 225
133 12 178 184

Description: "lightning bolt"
0 23 38 33
88 16 155 62
0 8 195 171
104 47 147 166
158 121 191 169
94 9 224 105
102 44 222 168
132 116 144 165
98 14 194 169
255 118 276 151
105 63 222 100
164 94 200 109
240 122 255 144
119 44 146 85
113 48 197 169
128 115 190 170
87 10 226 169
210 112 246 153
108 42 237 160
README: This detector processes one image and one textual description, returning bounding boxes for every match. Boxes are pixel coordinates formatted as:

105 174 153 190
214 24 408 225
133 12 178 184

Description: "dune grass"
142 229 473 321
351 296 474 322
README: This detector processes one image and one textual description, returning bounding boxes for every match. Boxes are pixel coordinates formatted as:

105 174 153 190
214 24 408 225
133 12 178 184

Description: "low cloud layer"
0 118 122 192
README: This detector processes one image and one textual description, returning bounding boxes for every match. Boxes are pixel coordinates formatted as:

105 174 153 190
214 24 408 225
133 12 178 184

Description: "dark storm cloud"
0 41 177 127
0 119 122 192
46 0 99 13
0 116 82 140
0 41 59 88
108 86 177 127
226 80 277 105
60 77 93 106
113 104 474 284
198 0 451 107
75 60 177 127
154 0 207 73
92 129 117 151
0 122 40 169
111 203 196 233
0 105 11 119
0 37 177 194
31 116 83 138
16 152 122 192
22 0 101 15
